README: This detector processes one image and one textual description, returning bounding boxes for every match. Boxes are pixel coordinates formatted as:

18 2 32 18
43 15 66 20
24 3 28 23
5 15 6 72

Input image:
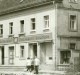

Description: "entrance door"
2 46 4 65
33 44 37 57
9 47 14 65
29 43 37 58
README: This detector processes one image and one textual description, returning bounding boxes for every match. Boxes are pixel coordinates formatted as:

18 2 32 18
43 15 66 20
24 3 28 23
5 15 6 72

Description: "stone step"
39 64 54 70
0 66 26 71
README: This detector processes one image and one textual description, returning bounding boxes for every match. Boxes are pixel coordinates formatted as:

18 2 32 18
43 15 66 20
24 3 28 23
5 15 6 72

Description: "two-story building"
0 0 80 74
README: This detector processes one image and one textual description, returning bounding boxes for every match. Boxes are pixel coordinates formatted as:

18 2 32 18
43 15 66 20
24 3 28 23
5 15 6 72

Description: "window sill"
19 33 25 37
69 1 78 4
8 34 14 37
43 28 50 32
30 30 36 34
58 64 70 66
69 29 78 32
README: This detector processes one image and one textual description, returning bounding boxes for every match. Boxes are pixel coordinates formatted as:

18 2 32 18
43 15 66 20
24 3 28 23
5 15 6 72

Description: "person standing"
26 57 31 72
31 58 34 72
34 56 40 74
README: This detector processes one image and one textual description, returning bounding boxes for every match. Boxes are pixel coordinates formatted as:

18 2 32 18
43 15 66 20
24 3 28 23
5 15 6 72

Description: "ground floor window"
60 51 71 64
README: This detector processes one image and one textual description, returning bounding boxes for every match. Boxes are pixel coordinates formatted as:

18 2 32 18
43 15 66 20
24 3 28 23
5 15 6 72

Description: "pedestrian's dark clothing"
34 57 40 74
26 57 31 72
35 66 39 74
31 59 34 72
27 66 31 71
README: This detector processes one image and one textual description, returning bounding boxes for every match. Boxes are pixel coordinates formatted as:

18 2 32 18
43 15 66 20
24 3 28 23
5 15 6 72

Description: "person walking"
31 58 34 72
34 56 40 74
26 57 31 72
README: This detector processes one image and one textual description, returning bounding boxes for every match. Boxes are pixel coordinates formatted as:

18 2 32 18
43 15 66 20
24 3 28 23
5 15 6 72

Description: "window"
69 43 76 49
20 20 24 33
9 22 13 34
69 15 77 31
31 18 36 30
60 51 71 64
44 15 49 28
20 46 24 58
0 25 3 35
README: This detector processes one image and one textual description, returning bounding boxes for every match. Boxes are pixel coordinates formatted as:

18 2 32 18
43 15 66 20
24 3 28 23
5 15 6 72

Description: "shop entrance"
29 43 37 58
33 44 37 57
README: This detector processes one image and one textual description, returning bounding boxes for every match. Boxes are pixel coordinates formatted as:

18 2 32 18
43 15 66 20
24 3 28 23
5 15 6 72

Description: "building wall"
0 4 56 67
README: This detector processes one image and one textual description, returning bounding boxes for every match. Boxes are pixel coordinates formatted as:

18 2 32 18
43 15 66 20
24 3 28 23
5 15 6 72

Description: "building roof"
0 0 54 16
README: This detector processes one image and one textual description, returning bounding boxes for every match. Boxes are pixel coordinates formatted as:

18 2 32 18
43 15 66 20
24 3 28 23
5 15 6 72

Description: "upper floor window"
20 46 24 58
69 15 77 31
20 20 24 33
44 15 49 28
69 43 76 49
31 18 36 30
9 22 13 34
0 24 3 35
69 0 77 3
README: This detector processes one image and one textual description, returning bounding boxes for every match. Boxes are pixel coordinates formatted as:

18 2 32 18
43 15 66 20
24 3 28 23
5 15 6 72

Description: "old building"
0 0 80 74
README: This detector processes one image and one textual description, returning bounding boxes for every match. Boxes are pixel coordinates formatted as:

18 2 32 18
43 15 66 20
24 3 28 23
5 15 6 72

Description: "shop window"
31 18 36 30
0 24 3 35
69 15 77 31
20 46 24 58
44 15 49 28
20 20 24 33
69 43 76 49
9 22 13 34
60 51 71 64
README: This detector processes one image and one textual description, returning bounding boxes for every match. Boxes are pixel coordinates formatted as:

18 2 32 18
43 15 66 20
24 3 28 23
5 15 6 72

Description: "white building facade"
0 0 57 72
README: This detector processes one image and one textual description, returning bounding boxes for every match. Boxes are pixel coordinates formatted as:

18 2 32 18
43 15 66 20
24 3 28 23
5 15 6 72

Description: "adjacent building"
0 0 80 73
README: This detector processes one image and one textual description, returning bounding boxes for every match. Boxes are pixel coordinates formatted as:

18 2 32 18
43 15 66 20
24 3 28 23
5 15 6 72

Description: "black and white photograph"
0 0 80 75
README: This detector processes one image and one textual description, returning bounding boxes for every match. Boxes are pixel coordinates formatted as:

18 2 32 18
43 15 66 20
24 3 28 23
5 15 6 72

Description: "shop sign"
0 38 14 44
19 33 52 42
0 33 52 44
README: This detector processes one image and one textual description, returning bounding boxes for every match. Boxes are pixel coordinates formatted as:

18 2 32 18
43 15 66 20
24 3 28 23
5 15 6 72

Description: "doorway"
2 46 4 65
29 43 37 58
33 44 37 57
9 47 14 65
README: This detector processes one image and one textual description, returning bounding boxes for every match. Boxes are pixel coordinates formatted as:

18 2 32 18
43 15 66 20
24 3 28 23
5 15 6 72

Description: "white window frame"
69 15 77 31
20 46 25 58
44 15 49 29
0 24 3 35
9 22 13 34
31 18 36 30
20 20 24 33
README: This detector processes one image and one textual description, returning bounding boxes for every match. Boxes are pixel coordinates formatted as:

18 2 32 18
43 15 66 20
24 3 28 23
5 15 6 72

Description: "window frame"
20 20 24 33
69 14 78 32
0 24 3 35
60 50 71 64
9 22 13 34
20 46 25 58
69 43 76 50
44 15 49 29
31 18 36 30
